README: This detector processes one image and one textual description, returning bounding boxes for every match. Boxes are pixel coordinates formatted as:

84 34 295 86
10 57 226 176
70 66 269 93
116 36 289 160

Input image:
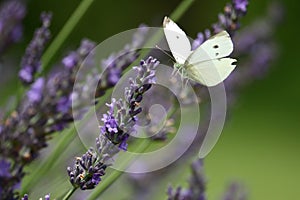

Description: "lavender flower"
167 159 206 200
19 12 52 84
224 2 282 104
100 57 158 150
0 0 26 54
222 183 247 200
68 56 159 190
67 149 107 190
192 0 249 50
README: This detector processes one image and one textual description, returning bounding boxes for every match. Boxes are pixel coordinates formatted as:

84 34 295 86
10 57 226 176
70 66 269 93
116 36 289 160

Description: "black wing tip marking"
231 60 237 65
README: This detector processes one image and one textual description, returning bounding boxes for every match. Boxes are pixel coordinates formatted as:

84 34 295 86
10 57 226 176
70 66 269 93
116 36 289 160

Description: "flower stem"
169 0 195 21
40 0 94 74
62 187 77 200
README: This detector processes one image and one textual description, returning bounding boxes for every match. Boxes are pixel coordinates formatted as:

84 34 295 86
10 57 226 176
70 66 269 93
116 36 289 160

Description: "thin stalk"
40 0 94 74
62 187 78 200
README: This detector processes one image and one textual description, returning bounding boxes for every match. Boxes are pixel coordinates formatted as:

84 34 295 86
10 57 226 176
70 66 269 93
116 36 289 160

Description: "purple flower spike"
98 56 159 151
19 12 52 84
167 159 206 200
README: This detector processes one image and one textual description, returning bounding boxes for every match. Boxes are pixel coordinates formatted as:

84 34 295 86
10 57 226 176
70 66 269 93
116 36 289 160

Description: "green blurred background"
2 0 300 199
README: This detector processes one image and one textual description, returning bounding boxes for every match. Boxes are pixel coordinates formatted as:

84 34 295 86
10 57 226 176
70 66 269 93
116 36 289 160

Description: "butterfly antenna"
155 45 174 61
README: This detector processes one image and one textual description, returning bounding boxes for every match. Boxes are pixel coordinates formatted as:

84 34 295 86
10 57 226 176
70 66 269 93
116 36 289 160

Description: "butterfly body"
163 16 237 87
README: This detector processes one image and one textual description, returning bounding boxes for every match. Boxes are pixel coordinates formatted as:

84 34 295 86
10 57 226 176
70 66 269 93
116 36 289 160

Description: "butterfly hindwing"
186 57 237 87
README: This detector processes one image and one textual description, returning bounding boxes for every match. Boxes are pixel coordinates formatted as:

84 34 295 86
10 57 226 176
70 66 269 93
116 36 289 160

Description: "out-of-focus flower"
19 12 52 84
167 159 206 200
192 0 249 50
0 0 26 54
225 2 283 105
0 22 150 197
222 183 247 200
0 39 95 198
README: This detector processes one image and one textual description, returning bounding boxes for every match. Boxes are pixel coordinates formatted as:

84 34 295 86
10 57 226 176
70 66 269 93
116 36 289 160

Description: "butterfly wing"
163 16 193 64
185 31 236 86
188 31 234 64
186 58 237 87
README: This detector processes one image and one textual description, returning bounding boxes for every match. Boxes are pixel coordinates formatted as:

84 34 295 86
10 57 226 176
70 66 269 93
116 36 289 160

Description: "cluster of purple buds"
67 149 107 190
100 56 158 151
19 12 52 84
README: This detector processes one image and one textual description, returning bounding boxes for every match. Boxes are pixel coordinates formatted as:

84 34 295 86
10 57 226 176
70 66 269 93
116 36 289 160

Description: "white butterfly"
163 16 237 87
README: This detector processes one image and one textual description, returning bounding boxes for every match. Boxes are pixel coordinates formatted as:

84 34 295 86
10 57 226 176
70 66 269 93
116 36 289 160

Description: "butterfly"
163 16 237 87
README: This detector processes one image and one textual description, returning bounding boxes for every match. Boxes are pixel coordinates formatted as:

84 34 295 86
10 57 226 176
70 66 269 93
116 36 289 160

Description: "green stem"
40 0 94 74
169 0 195 21
62 187 78 200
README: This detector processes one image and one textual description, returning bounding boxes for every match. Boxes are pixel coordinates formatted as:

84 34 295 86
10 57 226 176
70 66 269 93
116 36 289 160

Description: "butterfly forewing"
163 17 193 64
